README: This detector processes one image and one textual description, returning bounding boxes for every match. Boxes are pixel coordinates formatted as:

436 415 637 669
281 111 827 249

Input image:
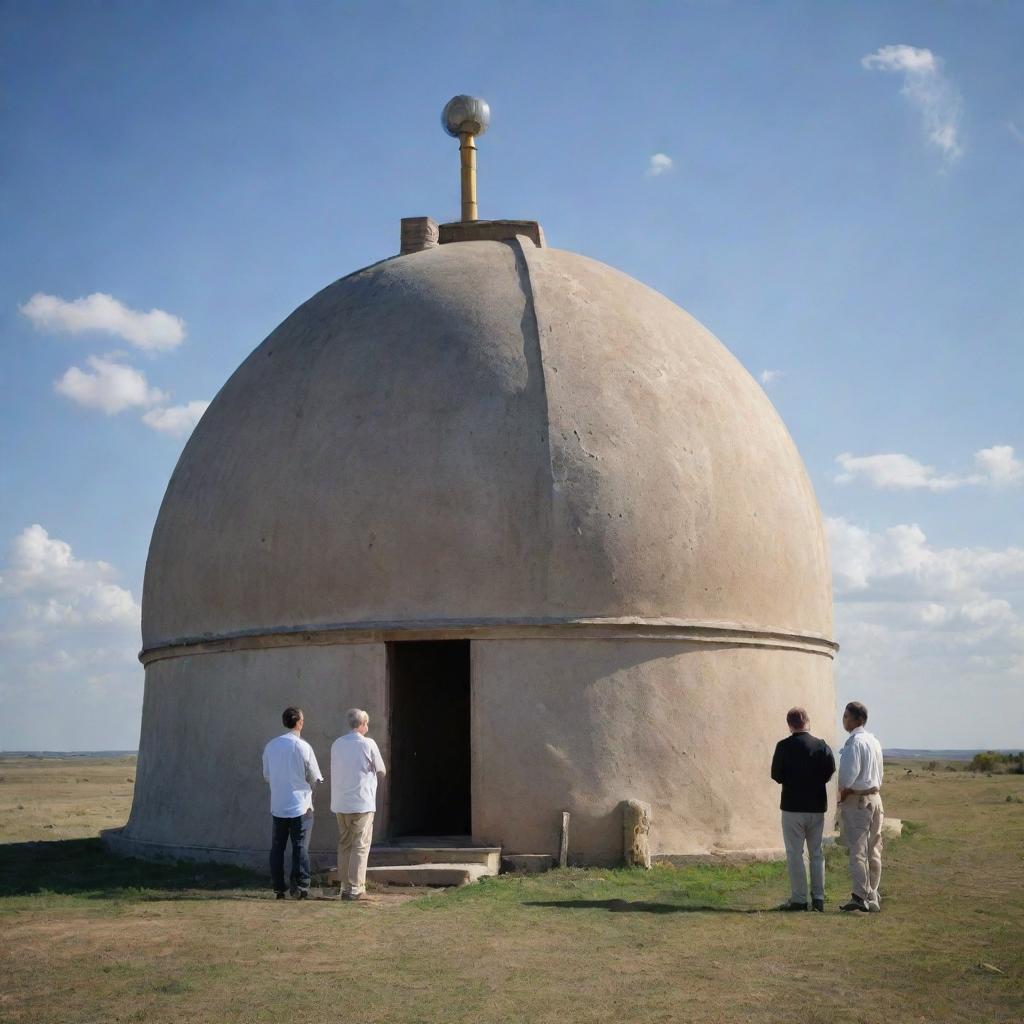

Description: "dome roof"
142 238 832 652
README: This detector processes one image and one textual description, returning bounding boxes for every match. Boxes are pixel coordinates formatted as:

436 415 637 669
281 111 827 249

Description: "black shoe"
296 889 309 900
275 892 287 900
778 901 809 912
812 898 824 912
840 895 869 913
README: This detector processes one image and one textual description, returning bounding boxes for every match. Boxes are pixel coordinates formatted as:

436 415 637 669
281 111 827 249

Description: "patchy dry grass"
0 755 136 843
0 757 1021 1023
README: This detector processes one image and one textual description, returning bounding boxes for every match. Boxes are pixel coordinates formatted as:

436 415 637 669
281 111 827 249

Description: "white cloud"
828 516 1024 746
863 45 937 74
861 44 963 161
55 354 167 415
835 445 1023 491
0 525 140 628
960 598 1016 627
20 292 186 353
835 452 961 492
30 645 137 675
142 400 210 438
1 524 110 591
1005 121 1024 145
974 445 1024 486
54 355 209 438
759 369 784 386
0 529 142 750
26 586 138 627
647 153 674 177
827 516 1024 599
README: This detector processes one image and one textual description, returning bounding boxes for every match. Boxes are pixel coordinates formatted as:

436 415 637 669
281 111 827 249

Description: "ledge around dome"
138 616 838 666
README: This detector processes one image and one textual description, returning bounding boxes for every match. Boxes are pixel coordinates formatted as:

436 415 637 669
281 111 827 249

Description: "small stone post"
558 810 570 868
622 799 652 869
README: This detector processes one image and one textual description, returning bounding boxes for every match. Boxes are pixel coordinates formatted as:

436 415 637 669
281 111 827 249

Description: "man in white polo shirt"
838 700 885 913
331 708 386 902
262 706 323 900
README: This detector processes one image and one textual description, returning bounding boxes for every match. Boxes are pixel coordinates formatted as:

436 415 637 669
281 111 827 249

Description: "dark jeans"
270 813 313 894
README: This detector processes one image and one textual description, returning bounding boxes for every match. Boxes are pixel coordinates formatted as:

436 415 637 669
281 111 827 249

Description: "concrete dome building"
108 105 835 870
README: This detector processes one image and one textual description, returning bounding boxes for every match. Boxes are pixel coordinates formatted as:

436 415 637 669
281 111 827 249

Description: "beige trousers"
840 793 883 906
336 811 374 895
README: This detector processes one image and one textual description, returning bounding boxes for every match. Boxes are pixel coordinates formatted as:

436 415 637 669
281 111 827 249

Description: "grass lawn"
0 756 1021 1023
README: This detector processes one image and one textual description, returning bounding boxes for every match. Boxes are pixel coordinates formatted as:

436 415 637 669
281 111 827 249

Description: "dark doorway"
387 640 471 837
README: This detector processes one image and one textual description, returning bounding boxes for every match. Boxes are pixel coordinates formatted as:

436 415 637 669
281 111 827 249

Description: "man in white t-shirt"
262 706 323 899
837 700 885 913
331 708 386 901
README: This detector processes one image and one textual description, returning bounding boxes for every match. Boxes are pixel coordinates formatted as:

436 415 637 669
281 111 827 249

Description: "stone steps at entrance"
328 838 502 888
365 862 493 887
368 845 501 872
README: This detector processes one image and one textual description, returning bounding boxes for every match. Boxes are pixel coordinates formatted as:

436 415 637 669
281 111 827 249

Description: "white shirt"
331 731 386 814
838 726 884 791
262 732 323 818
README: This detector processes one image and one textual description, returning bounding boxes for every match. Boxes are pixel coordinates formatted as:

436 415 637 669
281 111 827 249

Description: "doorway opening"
387 640 471 838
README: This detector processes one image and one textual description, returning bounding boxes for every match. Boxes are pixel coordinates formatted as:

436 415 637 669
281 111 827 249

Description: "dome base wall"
119 636 834 868
123 644 390 856
471 639 835 863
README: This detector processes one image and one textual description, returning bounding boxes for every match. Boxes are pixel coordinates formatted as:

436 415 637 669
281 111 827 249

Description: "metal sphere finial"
442 95 490 139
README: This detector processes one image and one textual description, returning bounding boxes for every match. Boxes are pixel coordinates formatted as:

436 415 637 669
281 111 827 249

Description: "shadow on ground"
0 839 264 898
524 898 766 915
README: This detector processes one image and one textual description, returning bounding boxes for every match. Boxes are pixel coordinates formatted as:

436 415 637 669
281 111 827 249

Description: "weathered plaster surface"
471 640 835 864
142 241 831 653
121 644 388 857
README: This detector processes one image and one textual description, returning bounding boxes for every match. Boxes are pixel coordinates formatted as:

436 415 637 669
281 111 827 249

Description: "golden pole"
459 132 478 222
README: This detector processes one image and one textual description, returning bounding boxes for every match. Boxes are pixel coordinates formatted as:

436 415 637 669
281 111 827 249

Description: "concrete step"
368 845 501 872
502 853 555 874
364 863 493 887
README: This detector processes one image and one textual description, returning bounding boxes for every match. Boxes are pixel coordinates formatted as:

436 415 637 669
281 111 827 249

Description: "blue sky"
1 2 1022 750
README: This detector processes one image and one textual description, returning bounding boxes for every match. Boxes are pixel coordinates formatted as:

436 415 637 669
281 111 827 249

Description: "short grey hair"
346 708 369 730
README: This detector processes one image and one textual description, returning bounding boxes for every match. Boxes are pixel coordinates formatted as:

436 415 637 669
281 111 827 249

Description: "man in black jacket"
770 707 836 911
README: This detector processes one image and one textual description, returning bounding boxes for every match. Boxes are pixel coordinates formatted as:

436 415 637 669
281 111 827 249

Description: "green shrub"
969 751 1024 774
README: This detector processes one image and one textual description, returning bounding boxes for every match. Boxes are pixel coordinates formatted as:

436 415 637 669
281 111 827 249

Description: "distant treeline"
0 751 137 759
967 751 1024 774
884 749 1023 761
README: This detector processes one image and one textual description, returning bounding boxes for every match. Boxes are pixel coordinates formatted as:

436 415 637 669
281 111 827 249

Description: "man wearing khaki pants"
331 708 386 902
838 700 884 913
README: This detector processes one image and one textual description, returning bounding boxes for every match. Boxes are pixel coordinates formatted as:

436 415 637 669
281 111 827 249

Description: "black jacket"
770 732 836 813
